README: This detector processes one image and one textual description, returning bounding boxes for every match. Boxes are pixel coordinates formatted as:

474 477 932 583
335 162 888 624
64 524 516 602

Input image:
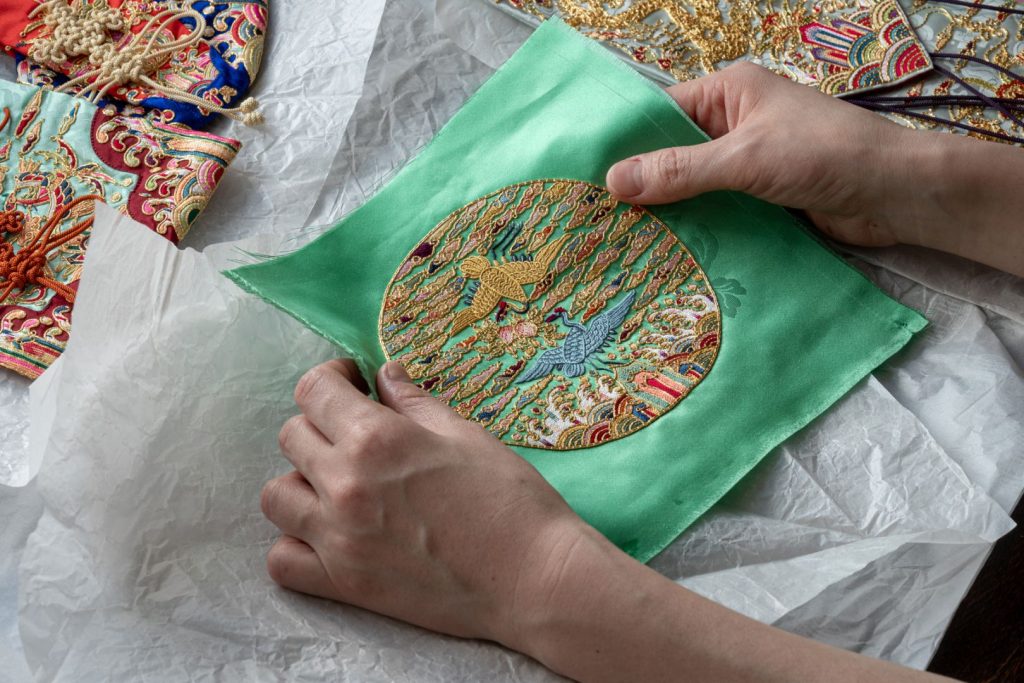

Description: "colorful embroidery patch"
0 81 239 379
3 0 268 129
378 180 721 451
494 0 931 97
797 0 930 95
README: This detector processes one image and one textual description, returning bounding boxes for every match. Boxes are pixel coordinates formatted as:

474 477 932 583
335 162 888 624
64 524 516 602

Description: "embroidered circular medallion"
379 180 721 451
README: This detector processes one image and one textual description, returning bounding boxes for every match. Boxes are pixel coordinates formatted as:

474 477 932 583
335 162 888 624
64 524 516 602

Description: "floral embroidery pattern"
379 180 721 451
496 0 930 96
6 0 268 129
0 83 239 379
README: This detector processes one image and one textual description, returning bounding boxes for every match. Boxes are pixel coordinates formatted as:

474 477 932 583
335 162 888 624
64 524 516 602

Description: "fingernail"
382 361 410 382
607 158 643 197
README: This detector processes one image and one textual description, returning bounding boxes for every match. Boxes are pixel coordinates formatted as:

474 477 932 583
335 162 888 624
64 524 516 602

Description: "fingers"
606 137 741 204
606 62 786 204
278 414 333 482
664 73 731 139
664 62 776 138
294 359 379 443
266 535 337 600
261 470 321 541
376 361 471 436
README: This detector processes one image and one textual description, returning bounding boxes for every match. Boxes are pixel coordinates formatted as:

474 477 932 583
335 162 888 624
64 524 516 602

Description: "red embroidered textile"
0 81 240 378
2 0 267 129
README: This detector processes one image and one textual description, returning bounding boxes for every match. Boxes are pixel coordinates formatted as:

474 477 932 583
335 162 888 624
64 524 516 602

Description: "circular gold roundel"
379 180 720 451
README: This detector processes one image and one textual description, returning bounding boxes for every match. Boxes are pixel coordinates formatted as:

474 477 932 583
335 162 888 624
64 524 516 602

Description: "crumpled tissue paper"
0 0 388 487
4 0 1023 678
14 203 1017 681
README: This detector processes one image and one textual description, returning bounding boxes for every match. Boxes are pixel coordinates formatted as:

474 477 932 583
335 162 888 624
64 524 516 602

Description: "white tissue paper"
0 0 387 678
0 0 388 486
4 0 1023 679
13 204 1019 681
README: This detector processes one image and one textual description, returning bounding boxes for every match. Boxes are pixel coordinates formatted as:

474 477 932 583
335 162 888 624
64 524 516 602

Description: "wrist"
499 518 624 663
874 127 963 250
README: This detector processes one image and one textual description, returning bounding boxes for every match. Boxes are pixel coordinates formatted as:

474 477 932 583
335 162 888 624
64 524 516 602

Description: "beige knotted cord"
30 1 263 126
27 0 124 64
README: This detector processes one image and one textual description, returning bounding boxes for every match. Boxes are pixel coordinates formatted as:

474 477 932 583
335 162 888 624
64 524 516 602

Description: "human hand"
259 360 958 683
260 359 596 650
606 62 917 247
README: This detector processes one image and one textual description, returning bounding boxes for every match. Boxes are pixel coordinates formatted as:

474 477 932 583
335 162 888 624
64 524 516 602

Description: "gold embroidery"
452 233 570 335
499 0 930 95
379 180 722 451
497 0 1024 143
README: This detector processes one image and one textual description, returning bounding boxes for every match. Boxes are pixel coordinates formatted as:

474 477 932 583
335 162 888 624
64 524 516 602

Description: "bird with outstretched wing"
517 290 637 383
449 234 569 335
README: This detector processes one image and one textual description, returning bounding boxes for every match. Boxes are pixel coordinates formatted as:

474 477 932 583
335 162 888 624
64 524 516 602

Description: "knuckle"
277 415 303 453
266 543 291 585
260 479 283 518
649 149 690 190
326 479 371 513
329 358 361 384
294 364 330 405
343 420 381 455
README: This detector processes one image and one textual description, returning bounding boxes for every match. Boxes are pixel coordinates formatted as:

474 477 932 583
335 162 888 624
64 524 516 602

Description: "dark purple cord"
852 46 1024 141
931 52 1024 85
924 0 1024 15
851 95 1024 110
929 62 1024 127
853 102 1024 143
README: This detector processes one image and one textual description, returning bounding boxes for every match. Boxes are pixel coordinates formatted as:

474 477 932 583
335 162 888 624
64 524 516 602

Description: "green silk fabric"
226 19 926 562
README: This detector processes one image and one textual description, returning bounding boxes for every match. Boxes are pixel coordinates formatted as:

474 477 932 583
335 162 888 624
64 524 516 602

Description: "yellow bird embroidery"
451 234 569 335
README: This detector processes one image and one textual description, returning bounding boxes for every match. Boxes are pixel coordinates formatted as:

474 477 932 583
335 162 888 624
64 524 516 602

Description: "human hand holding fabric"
260 359 589 649
607 62 1024 277
262 360 953 683
254 62 1016 683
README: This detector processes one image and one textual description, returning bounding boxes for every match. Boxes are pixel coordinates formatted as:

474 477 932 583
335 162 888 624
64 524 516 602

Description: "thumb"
376 361 468 434
605 137 743 204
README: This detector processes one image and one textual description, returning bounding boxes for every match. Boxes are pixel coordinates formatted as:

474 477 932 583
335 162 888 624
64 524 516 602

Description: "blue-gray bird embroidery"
517 290 637 383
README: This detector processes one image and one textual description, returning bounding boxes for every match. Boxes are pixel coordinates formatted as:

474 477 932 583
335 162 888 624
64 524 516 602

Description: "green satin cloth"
227 19 926 562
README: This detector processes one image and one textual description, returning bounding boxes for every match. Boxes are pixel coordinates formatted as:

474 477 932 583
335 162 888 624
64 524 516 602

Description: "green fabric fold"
226 19 926 562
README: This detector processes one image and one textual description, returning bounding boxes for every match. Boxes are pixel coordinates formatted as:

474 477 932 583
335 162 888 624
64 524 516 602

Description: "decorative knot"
32 3 265 127
27 0 125 66
87 42 150 85
0 195 99 305
0 210 25 236
0 248 47 292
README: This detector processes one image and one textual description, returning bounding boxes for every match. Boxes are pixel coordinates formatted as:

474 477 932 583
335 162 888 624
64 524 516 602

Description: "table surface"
929 495 1024 683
